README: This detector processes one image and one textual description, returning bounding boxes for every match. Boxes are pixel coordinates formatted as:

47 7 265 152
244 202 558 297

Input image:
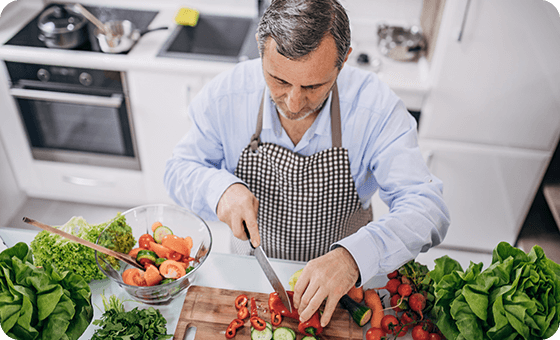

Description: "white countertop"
0 226 492 340
0 0 429 110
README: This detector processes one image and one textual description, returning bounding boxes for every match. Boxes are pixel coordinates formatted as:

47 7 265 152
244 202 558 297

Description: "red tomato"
429 333 442 340
412 325 430 340
366 327 386 340
139 234 154 249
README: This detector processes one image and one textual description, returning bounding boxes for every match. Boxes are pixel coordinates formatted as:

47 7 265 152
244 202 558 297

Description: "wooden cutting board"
173 285 364 340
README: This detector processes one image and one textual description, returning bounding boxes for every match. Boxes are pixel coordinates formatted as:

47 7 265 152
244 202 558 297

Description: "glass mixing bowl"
95 204 212 304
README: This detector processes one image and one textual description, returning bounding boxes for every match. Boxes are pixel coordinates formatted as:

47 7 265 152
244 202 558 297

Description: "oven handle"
9 88 123 108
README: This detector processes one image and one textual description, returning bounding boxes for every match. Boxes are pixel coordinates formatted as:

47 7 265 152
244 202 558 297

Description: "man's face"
261 36 351 121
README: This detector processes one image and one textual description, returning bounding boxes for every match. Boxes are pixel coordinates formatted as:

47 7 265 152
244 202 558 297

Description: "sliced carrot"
162 235 190 256
123 268 147 286
364 289 384 329
149 241 173 259
347 286 364 303
151 221 163 233
143 264 163 286
128 247 143 258
159 260 187 279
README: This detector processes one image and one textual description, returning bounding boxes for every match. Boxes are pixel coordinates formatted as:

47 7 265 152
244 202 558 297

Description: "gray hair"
257 0 351 69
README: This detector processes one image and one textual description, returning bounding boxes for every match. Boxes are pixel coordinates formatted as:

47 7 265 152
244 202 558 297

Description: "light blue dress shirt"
164 58 450 285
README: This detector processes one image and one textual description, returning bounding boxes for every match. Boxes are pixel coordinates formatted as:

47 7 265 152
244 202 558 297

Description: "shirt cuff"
205 170 248 217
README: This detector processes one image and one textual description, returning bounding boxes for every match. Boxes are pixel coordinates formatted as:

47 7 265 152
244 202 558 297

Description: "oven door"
10 81 141 170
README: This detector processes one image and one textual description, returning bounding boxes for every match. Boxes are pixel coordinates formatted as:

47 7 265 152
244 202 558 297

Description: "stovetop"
4 3 159 54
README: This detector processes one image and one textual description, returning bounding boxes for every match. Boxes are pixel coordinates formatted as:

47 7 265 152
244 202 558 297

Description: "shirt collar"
262 87 334 140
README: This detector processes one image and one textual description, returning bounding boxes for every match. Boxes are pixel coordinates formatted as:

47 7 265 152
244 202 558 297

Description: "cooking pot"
37 5 87 49
377 24 426 62
95 20 168 54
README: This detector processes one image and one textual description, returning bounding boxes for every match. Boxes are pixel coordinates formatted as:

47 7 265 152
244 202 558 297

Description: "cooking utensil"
69 3 116 47
95 20 168 54
244 223 293 313
174 286 364 340
22 216 144 270
37 5 88 49
377 23 426 62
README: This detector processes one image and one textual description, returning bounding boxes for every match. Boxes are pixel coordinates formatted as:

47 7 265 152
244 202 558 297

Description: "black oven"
5 61 141 170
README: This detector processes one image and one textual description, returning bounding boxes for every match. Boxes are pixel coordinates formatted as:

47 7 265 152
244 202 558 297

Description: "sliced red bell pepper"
271 311 282 326
298 311 323 336
235 294 248 310
225 318 244 339
250 316 267 331
268 291 299 320
237 306 249 320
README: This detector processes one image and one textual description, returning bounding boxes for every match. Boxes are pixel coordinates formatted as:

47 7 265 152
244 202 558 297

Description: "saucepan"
70 3 168 54
94 20 168 53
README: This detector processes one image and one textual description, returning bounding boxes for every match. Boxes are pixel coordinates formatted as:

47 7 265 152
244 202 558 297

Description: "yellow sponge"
175 7 199 26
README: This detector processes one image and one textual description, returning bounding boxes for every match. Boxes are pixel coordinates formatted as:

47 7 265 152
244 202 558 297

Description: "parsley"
92 294 173 340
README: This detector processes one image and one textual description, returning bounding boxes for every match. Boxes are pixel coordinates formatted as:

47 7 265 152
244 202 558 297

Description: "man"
164 0 450 328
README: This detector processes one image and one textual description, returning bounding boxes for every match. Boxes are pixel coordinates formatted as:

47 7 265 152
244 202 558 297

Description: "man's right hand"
216 183 260 247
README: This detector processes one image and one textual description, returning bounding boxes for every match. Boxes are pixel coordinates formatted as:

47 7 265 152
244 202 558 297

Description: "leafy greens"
30 213 136 283
430 241 560 340
92 294 173 340
0 242 93 340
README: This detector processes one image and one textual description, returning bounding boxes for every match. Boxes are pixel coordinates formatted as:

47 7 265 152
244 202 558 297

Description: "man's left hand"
292 247 360 327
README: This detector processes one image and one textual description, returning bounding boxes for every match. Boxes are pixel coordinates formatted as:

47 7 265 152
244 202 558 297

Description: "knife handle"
243 221 256 249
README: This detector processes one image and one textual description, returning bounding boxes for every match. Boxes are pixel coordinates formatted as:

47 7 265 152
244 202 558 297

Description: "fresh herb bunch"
30 213 136 282
0 242 93 340
430 242 560 340
92 294 173 340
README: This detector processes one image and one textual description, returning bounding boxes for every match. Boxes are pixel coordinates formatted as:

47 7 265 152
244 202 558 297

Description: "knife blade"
244 223 293 313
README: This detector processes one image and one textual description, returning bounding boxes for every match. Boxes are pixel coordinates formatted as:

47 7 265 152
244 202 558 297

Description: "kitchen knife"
244 223 293 313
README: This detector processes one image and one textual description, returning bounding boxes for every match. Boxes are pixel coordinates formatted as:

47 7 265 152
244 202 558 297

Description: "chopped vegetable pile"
122 221 195 286
0 242 93 340
30 213 135 283
430 241 560 340
91 294 172 340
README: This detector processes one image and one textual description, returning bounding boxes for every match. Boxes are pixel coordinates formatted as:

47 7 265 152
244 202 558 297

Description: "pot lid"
38 5 86 33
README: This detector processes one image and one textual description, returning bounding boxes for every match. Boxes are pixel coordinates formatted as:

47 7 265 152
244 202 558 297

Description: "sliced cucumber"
160 278 175 285
155 257 167 266
136 249 158 266
272 327 296 340
250 326 273 340
153 225 173 243
301 337 318 340
251 322 272 333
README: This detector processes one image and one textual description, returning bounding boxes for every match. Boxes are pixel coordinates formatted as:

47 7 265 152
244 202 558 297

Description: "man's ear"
342 47 353 66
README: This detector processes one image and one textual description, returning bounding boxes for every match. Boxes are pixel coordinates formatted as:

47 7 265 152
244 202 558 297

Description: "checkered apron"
233 84 372 261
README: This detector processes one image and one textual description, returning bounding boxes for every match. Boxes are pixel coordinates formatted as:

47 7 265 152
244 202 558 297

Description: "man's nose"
285 87 305 114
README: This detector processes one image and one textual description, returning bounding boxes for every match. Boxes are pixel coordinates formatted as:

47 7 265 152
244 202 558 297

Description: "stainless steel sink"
158 14 259 63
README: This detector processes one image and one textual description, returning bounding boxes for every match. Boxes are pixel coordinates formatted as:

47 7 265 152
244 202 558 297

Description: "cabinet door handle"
457 0 473 42
9 88 123 108
62 175 115 187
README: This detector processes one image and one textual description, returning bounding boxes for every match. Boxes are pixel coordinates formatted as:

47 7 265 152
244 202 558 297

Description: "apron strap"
251 83 342 151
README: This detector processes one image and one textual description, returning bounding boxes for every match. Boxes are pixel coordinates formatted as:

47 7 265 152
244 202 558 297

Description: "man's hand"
216 183 260 247
293 247 360 327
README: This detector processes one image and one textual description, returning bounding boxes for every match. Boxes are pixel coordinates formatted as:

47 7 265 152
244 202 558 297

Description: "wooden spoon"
23 217 143 270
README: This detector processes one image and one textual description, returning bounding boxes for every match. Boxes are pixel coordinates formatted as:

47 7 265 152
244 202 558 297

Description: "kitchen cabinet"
420 0 560 151
419 139 549 251
127 70 216 204
418 0 560 251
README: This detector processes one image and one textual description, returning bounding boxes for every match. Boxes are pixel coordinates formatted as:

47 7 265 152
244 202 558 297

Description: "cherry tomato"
234 294 248 310
429 333 442 340
237 306 249 320
412 324 430 340
381 315 399 334
366 327 387 340
400 311 417 326
139 234 154 249
387 270 399 279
